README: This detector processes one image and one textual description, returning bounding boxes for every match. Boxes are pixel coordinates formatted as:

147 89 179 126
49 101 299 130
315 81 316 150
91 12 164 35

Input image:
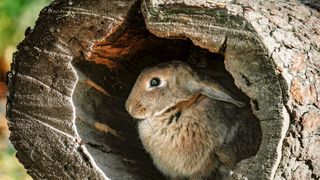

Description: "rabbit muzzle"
125 100 148 120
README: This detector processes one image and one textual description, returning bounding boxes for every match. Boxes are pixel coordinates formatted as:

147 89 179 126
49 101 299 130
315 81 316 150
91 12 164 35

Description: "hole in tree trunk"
71 5 262 179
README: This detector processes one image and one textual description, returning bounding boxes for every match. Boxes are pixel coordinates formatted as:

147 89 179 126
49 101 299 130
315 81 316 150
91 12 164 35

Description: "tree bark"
7 0 320 179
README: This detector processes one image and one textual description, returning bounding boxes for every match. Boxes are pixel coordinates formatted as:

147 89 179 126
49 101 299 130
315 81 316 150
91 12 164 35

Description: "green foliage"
0 141 32 180
0 0 51 56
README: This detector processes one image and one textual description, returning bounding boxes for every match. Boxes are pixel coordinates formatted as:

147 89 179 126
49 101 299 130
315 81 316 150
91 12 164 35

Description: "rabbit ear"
189 78 246 108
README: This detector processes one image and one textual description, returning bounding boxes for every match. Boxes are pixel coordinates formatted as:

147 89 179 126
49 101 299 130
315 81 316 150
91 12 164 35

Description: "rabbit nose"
125 102 132 113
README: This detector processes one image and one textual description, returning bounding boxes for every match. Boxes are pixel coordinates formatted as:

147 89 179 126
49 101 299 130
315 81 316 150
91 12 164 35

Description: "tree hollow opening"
72 6 262 179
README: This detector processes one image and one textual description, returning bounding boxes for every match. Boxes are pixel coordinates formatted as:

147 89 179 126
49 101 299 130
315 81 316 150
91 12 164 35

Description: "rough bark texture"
7 0 137 179
7 0 320 179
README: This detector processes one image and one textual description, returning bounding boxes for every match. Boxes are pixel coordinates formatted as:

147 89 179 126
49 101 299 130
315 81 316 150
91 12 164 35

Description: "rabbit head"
125 61 245 120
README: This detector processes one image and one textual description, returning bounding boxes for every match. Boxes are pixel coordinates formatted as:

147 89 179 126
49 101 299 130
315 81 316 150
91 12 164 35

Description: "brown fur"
125 61 244 179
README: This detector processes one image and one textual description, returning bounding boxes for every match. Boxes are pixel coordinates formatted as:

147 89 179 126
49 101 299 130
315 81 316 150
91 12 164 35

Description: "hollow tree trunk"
6 0 320 179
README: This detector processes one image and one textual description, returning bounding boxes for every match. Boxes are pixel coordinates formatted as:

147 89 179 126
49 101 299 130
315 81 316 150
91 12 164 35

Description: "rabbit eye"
150 77 161 87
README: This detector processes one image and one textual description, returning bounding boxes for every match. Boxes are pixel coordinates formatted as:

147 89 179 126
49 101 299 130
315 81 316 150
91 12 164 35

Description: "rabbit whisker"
146 118 153 130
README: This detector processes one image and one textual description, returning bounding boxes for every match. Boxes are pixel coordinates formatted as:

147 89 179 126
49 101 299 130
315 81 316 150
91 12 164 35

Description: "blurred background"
0 0 51 179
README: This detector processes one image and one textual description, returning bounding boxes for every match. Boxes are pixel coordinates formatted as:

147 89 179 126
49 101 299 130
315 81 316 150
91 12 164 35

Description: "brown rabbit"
125 61 247 180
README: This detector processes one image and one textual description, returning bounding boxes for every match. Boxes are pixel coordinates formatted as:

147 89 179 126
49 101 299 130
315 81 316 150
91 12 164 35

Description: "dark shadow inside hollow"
71 4 262 179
